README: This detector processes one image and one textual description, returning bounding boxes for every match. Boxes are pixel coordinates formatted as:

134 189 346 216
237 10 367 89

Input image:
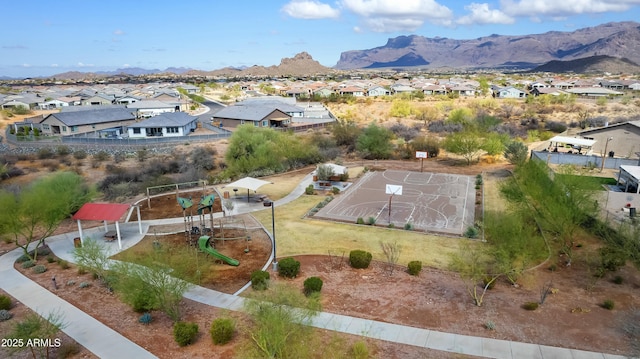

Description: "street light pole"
601 137 613 172
264 200 277 271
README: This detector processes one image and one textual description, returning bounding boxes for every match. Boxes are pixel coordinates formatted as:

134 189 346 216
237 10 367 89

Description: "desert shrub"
404 222 414 230
602 299 615 310
356 217 365 224
303 276 323 296
73 150 87 160
350 340 370 359
278 257 300 278
93 151 111 162
37 147 54 159
522 302 539 311
407 260 422 276
599 246 627 272
0 295 11 310
137 149 148 162
485 320 496 330
79 282 91 288
331 186 340 194
57 342 81 358
210 318 235 345
367 217 376 225
0 309 12 322
250 270 270 290
173 321 199 347
349 250 372 269
305 185 315 195
113 152 126 163
58 259 70 269
16 254 30 263
613 275 624 284
139 312 153 325
46 256 55 263
545 121 567 133
21 260 35 269
32 264 47 274
55 145 70 156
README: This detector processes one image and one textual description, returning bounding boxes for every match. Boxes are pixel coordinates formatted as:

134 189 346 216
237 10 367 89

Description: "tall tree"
443 131 484 165
356 123 394 160
0 172 94 261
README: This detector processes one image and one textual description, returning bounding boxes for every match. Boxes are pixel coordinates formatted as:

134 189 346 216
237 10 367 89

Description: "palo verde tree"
0 171 94 261
449 242 501 307
443 131 484 165
356 122 394 159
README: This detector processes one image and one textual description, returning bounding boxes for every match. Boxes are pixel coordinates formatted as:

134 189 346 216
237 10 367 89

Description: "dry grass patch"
251 195 470 268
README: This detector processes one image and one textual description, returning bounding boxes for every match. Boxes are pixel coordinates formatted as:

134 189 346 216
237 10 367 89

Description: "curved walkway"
0 174 628 359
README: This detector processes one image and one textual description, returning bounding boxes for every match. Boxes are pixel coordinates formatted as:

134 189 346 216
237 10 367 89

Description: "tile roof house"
127 112 199 138
126 100 177 118
40 107 136 137
579 121 640 159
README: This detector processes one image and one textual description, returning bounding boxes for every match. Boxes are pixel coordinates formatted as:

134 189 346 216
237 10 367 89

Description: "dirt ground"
1 159 639 358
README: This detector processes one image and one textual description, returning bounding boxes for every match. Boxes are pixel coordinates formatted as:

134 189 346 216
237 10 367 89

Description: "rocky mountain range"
335 21 640 71
186 52 336 77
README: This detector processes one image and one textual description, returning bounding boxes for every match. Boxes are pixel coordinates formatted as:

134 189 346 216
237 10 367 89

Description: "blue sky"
2 0 640 78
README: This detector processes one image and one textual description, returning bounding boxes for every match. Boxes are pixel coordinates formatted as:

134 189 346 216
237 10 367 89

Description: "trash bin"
609 151 614 158
73 237 82 248
630 208 636 218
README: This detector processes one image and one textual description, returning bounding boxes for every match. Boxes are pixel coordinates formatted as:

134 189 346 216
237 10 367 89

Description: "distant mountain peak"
336 21 640 71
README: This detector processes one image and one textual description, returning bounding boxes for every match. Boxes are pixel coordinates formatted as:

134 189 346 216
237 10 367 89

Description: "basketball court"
314 170 476 235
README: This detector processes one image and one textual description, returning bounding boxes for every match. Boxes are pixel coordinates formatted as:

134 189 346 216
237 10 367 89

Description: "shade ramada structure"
72 203 142 249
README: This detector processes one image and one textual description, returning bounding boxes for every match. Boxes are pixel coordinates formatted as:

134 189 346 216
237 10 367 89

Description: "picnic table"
104 230 117 241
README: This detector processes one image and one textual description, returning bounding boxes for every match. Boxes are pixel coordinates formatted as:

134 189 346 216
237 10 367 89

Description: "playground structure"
177 194 242 266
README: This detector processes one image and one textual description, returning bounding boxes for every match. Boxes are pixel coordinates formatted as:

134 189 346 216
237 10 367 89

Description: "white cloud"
281 0 340 19
21 64 31 68
457 3 514 25
340 0 453 32
50 64 59 68
500 0 640 18
77 62 94 68
113 29 125 36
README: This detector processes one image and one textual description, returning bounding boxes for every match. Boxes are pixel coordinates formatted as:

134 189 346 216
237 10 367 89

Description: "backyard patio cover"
223 177 273 202
72 203 142 249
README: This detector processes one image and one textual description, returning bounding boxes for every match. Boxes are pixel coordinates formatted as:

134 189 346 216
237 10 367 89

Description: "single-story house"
82 93 114 106
211 105 292 129
422 85 447 96
127 112 198 138
449 85 476 96
367 86 390 97
494 86 526 98
339 86 365 97
565 87 623 97
390 85 416 95
127 100 176 118
312 87 334 98
579 121 640 158
531 87 567 97
40 107 136 137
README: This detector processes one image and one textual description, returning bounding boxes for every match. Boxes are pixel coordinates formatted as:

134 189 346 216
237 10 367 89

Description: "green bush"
210 318 235 345
602 299 615 310
407 261 422 276
93 151 111 162
305 185 315 195
173 321 199 347
21 260 35 269
32 264 47 274
404 222 414 230
349 250 372 269
522 302 539 311
464 226 479 239
278 257 301 278
367 217 376 225
46 256 55 263
57 342 81 358
356 217 365 225
0 295 11 310
73 150 88 160
58 259 70 269
250 270 270 290
331 186 340 194
613 275 624 285
303 276 323 296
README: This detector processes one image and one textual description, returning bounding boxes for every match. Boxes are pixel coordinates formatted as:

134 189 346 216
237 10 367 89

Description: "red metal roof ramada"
72 203 130 222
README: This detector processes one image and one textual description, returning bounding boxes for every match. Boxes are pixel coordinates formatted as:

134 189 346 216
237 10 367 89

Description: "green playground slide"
198 236 240 266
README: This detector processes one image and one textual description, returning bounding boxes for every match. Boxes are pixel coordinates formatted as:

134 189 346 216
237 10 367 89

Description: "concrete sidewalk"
0 244 157 359
0 171 632 359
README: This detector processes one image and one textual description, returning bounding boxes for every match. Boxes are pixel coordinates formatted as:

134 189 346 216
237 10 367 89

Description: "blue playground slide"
198 236 240 266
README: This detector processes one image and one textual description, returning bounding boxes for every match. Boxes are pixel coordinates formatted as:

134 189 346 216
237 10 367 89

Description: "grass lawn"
251 194 469 268
555 174 617 191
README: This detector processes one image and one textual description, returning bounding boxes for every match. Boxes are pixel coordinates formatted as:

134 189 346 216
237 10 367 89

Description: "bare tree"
380 240 401 275
539 281 553 304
